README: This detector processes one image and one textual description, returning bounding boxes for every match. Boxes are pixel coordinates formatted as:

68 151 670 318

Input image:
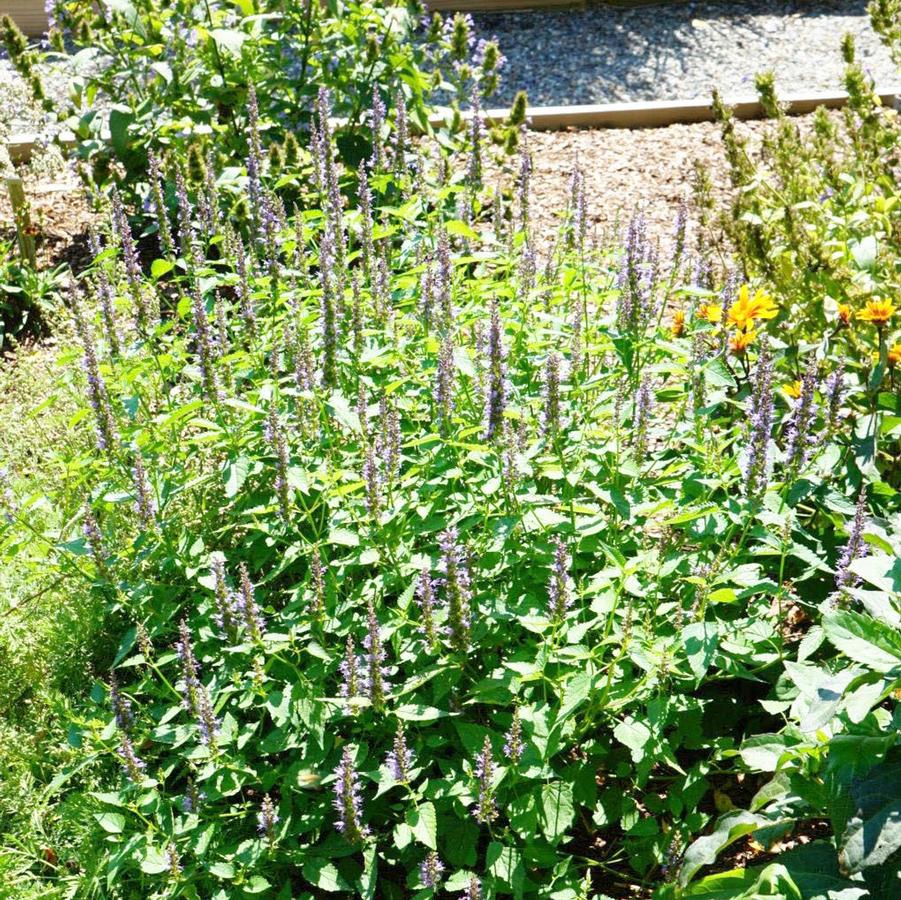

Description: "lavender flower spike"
176 618 200 714
631 375 653 461
784 355 819 474
333 747 370 844
543 351 561 437
439 526 472 651
483 299 507 441
548 537 572 622
211 555 237 635
742 343 775 498
238 562 266 640
464 876 483 900
109 670 133 731
472 736 498 824
132 453 157 528
310 548 326 619
385 720 413 782
257 794 279 843
339 635 361 702
364 599 388 710
504 705 523 764
196 684 220 748
835 487 868 590
435 333 455 432
415 566 438 649
420 852 445 889
117 733 146 783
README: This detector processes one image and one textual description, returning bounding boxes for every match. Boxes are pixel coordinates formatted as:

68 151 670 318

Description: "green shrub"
1 79 898 898
3 2 507 202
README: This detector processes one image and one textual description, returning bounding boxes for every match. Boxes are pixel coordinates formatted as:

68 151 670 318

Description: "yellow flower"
857 298 896 325
671 309 686 337
837 303 853 327
727 284 778 332
888 343 901 367
698 303 723 324
729 329 756 353
782 381 802 398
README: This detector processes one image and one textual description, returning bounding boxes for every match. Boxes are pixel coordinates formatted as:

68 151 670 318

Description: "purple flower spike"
472 736 498 824
257 794 279 843
543 351 561 437
503 705 523 764
548 537 572 622
415 566 438 649
117 733 146 783
238 563 266 640
109 670 133 731
483 299 507 441
333 747 369 844
419 851 445 888
835 487 868 591
742 343 774 498
339 636 360 702
784 355 819 474
364 600 388 710
439 526 472 651
385 721 413 782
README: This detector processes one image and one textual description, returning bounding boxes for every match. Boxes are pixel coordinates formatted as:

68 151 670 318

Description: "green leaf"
445 219 479 240
849 235 878 271
150 258 174 280
410 801 437 850
664 504 719 526
327 527 359 547
242 875 271 894
395 704 452 721
224 457 251 499
682 621 719 680
824 611 901 674
209 27 250 56
614 717 652 761
302 859 350 892
680 811 769 886
94 812 125 834
540 781 574 845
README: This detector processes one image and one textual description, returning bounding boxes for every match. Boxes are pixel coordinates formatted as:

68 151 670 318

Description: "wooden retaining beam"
3 0 690 35
6 90 900 165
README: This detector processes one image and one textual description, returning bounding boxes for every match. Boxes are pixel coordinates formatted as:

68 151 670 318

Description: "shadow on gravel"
473 0 894 105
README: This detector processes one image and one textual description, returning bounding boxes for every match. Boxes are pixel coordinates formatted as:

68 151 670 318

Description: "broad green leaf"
94 812 125 834
682 621 719 680
410 802 437 850
824 611 901 674
540 781 574 845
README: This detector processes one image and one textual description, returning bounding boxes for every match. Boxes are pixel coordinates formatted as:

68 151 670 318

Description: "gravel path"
476 0 901 107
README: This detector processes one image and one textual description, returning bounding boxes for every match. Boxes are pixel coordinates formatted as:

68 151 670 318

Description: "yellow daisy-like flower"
857 298 896 325
697 303 723 324
782 381 802 399
727 284 778 332
837 303 853 327
888 343 901 367
671 309 686 337
729 329 756 353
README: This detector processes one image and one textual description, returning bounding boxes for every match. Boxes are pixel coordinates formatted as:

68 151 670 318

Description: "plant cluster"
0 62 898 897
1 1 513 198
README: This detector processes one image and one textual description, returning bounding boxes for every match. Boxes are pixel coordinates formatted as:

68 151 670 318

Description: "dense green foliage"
2 79 900 896
2 1 510 199
1 3 900 899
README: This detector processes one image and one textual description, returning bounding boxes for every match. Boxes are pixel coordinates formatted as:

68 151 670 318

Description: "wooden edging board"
6 90 900 165
5 0 693 35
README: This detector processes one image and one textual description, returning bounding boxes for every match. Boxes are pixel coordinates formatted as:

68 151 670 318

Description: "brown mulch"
524 119 734 250
0 176 99 273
